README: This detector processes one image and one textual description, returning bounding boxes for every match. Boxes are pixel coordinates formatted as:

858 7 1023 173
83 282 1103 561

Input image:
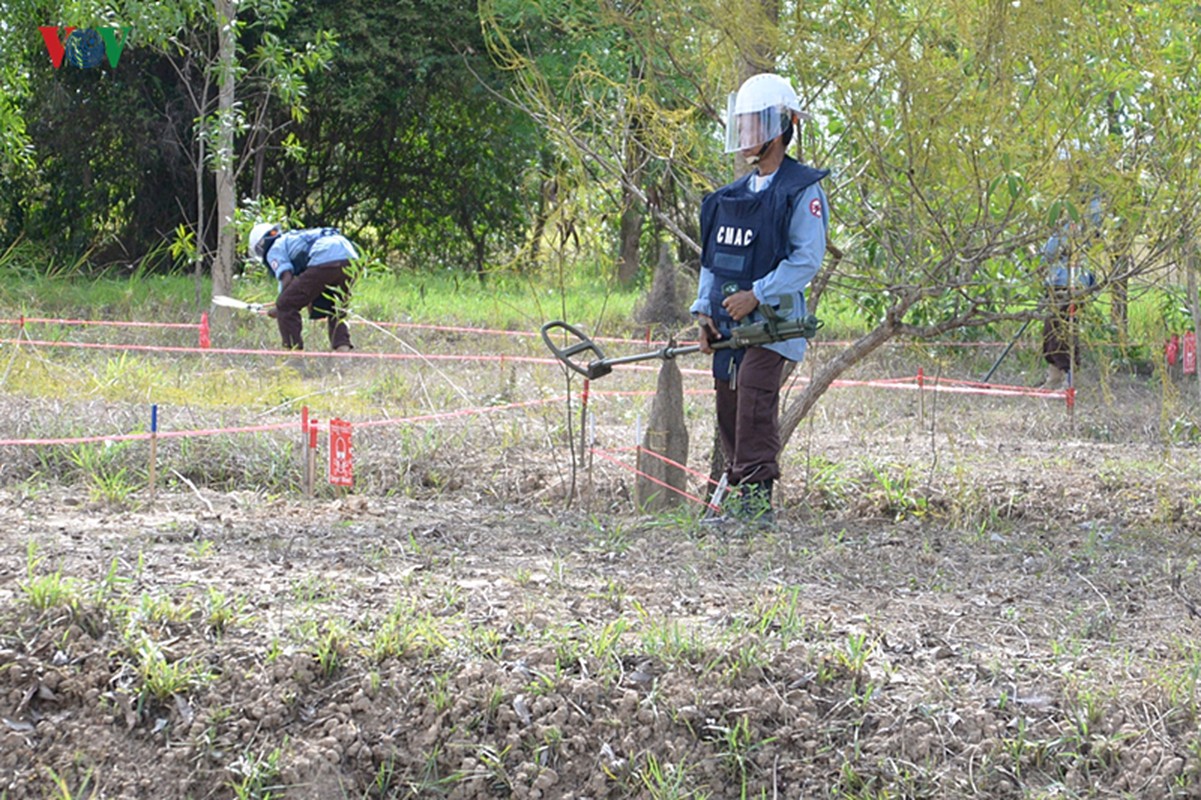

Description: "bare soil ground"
4 337 1201 799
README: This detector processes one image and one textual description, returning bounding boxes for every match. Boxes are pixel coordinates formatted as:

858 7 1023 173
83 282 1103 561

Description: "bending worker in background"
248 222 359 352
691 73 829 526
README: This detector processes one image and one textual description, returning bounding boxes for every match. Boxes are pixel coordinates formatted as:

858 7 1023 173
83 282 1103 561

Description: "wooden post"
636 360 689 512
580 379 591 503
917 367 925 428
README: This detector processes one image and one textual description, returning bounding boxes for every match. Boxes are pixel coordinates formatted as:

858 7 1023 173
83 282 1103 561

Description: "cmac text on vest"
716 226 757 247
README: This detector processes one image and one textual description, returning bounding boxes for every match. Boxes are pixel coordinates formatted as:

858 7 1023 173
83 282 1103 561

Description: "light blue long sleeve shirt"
267 230 360 280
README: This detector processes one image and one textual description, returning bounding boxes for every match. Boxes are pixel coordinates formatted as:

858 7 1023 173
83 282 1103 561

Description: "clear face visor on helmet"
725 94 790 154
251 226 278 258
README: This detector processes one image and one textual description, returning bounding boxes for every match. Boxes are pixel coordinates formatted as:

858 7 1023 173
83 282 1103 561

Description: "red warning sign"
1185 332 1197 376
328 418 353 487
1167 334 1180 367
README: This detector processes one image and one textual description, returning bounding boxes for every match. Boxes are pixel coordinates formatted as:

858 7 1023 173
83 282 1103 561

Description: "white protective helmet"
725 73 802 154
248 222 281 259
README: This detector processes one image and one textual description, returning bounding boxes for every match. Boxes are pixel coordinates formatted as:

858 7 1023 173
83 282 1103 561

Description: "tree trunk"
194 124 207 308
1110 272 1129 353
779 317 902 447
616 199 643 285
807 242 844 315
616 80 646 286
212 0 237 303
1106 90 1129 347
253 141 266 201
529 164 553 271
474 234 487 283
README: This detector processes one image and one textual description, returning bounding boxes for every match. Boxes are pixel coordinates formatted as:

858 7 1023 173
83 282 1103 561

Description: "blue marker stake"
149 404 159 502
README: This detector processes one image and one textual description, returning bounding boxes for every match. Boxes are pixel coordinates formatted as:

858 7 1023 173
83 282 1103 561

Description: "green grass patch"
0 263 890 341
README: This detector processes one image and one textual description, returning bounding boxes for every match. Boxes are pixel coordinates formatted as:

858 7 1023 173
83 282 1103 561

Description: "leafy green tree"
0 0 334 304
259 0 542 278
484 0 1201 447
482 0 730 284
0 11 37 246
151 0 336 302
776 0 1201 442
1 0 542 292
0 2 200 263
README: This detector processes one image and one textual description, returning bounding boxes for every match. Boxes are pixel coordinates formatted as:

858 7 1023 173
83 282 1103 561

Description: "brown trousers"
275 261 353 351
1042 298 1077 372
714 346 787 486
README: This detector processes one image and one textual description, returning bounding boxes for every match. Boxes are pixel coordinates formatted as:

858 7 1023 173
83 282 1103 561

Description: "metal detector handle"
541 321 612 379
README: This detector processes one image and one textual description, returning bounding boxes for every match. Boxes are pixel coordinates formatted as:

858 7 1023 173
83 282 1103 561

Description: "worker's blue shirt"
266 229 359 280
1041 226 1095 289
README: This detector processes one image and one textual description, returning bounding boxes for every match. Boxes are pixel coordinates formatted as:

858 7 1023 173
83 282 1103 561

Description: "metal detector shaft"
594 342 702 369
981 318 1033 384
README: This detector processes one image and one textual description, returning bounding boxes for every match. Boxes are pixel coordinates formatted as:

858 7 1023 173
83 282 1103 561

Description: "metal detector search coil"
540 312 821 380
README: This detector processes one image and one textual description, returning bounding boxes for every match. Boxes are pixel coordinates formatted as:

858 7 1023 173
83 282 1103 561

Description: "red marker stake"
301 407 309 496
308 418 319 499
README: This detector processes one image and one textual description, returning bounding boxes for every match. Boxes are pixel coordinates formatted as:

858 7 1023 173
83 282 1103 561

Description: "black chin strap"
745 136 774 165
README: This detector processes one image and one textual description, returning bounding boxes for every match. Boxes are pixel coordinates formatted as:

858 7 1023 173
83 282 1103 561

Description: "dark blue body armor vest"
700 157 826 380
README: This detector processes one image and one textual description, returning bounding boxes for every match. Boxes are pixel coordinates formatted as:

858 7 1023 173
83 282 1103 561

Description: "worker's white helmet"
248 222 280 258
725 73 802 154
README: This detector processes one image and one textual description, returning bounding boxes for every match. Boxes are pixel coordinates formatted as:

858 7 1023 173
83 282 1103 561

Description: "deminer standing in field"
691 73 829 526
248 223 359 352
1037 194 1099 390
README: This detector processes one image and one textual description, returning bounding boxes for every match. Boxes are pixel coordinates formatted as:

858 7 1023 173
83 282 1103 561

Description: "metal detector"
542 312 820 520
539 321 702 379
540 311 822 381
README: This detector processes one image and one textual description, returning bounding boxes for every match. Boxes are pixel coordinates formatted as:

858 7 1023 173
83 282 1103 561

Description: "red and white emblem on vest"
809 198 823 218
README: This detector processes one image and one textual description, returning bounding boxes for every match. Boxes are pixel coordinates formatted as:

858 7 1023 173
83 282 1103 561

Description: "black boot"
700 479 775 530
738 480 774 527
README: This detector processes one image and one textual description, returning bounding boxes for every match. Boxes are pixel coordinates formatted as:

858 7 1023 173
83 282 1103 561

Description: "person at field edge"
691 73 829 526
248 222 359 352
1038 195 1099 390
